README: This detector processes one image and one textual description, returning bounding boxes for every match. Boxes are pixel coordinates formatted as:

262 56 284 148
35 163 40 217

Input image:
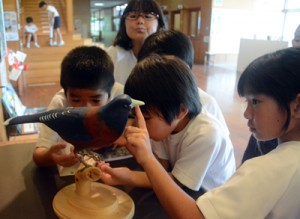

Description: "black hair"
113 0 166 50
125 54 201 124
60 46 114 96
237 47 300 130
138 30 194 68
39 1 47 8
26 17 33 23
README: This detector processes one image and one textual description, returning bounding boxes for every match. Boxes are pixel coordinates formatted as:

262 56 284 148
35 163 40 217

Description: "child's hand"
49 143 78 167
97 162 132 186
113 117 136 146
124 106 155 166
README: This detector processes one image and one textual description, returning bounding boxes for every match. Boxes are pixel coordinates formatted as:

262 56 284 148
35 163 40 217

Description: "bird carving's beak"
130 98 145 108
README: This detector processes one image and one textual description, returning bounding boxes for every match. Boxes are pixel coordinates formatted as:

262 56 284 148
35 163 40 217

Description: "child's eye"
143 115 151 121
71 99 80 103
92 99 101 103
129 14 138 19
145 14 153 19
251 99 260 105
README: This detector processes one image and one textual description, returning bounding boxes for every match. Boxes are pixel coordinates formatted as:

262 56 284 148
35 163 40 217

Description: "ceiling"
90 0 128 9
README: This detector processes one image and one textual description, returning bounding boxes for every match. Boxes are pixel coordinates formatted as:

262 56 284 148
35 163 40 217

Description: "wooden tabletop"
0 143 135 219
0 142 204 219
0 142 63 218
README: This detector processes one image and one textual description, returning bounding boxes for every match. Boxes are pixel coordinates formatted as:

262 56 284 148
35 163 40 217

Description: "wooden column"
65 0 74 33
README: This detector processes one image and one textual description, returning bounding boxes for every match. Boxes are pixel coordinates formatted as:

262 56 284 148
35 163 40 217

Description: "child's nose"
136 16 145 24
85 102 93 107
243 104 252 120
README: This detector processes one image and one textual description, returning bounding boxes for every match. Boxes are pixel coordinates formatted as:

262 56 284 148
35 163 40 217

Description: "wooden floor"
18 63 250 166
192 64 249 165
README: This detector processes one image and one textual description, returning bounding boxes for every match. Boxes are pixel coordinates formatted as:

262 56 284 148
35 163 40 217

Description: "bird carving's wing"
42 107 93 142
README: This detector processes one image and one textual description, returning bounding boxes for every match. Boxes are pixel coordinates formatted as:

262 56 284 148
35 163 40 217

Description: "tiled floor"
18 63 250 165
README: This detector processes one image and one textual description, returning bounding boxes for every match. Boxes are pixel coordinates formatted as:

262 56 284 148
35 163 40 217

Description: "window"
282 0 300 44
91 10 104 39
112 4 127 32
189 9 201 37
209 0 300 54
285 0 300 9
171 11 181 31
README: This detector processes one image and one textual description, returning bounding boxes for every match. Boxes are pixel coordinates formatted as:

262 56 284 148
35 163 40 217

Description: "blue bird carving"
4 94 144 151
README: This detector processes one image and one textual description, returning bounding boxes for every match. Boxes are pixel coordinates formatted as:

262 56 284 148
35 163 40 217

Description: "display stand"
53 166 134 219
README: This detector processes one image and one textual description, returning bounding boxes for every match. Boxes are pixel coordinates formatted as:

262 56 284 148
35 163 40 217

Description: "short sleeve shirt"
197 141 300 219
25 24 38 34
106 45 137 85
152 110 236 191
47 5 59 17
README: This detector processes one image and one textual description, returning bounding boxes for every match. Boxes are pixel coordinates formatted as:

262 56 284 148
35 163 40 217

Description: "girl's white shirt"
197 141 300 219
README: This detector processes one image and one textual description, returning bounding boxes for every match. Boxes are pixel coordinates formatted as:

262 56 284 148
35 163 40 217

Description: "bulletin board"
4 11 19 41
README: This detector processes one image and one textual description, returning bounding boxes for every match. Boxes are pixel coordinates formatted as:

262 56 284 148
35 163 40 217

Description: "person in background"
106 0 166 84
241 24 300 164
24 16 40 48
33 46 123 167
292 24 300 47
98 55 235 218
123 47 300 219
39 1 65 46
138 29 230 135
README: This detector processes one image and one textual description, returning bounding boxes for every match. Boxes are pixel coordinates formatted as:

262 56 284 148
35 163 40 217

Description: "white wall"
236 38 288 73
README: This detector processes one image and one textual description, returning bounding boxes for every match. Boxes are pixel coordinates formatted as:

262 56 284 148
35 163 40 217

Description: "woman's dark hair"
113 0 166 50
138 30 194 68
237 47 300 130
125 54 201 124
60 46 114 95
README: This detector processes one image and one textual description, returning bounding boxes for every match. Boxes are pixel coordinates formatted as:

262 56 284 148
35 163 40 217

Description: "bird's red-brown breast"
83 107 120 148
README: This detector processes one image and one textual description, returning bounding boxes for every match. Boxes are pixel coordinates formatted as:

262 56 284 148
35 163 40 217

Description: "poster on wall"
0 0 7 62
4 11 19 41
0 0 8 87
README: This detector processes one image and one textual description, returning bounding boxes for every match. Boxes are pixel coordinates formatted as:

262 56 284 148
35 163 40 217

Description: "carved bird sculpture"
4 94 144 151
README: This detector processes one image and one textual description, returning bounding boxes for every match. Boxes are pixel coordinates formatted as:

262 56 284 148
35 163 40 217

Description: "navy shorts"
53 16 61 29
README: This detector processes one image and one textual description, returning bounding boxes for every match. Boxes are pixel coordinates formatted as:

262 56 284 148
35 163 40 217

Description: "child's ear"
177 106 188 120
292 93 300 118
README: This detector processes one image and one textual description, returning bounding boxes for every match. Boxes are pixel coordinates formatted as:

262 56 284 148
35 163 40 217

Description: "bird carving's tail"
4 113 42 126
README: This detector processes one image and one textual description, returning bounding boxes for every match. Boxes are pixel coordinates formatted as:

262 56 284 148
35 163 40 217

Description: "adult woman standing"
106 0 166 84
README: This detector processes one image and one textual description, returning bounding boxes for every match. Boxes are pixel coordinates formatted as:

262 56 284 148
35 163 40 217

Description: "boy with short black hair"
99 54 235 193
138 30 229 135
33 46 123 167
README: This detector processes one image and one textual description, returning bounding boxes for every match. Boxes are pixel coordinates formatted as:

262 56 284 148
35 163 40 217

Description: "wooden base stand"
53 166 134 219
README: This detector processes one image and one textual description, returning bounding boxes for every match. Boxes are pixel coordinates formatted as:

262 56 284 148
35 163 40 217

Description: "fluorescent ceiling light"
94 3 104 6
